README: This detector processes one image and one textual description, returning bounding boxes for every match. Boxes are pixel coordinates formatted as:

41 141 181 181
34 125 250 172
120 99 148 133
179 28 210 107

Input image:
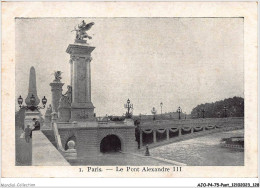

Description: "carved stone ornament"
78 110 89 119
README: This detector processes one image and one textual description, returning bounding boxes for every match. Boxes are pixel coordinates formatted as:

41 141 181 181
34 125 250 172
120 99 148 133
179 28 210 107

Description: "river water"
150 129 244 166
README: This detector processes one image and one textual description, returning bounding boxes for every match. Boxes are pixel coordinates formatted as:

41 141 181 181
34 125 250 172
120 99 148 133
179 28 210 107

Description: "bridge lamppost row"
177 106 182 120
202 109 205 118
223 106 227 118
17 94 47 111
160 102 163 117
124 99 133 118
151 107 157 120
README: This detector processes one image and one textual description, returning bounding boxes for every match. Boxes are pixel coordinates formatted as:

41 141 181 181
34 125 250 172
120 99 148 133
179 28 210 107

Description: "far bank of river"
150 129 244 166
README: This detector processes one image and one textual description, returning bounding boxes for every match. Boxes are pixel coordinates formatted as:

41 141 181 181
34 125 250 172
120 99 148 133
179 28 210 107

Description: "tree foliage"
190 96 244 118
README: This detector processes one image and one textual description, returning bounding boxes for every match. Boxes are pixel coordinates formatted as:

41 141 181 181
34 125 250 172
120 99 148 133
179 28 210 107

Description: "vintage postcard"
1 1 258 181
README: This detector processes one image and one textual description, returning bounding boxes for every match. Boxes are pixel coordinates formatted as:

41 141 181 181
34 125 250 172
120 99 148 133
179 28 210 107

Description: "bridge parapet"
140 117 244 129
138 118 244 149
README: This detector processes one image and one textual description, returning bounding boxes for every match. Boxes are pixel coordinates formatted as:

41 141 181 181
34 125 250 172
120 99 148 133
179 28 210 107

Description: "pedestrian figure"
30 118 40 138
32 118 40 130
145 145 150 156
24 125 31 143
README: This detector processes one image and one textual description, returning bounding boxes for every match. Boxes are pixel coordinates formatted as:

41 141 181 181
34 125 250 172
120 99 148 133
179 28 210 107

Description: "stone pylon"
24 66 40 129
50 79 64 113
66 42 95 122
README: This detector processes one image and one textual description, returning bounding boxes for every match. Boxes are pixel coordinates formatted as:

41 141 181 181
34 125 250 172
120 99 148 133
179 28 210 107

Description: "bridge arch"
100 134 123 153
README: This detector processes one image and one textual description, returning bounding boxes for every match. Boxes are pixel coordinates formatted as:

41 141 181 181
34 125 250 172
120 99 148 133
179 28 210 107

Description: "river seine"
150 129 244 166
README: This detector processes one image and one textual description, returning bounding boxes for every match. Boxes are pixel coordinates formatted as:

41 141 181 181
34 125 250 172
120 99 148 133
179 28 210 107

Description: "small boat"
220 136 244 150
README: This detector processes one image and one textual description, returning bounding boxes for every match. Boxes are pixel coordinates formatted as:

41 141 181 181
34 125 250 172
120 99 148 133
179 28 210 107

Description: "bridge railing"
52 122 65 152
138 117 244 149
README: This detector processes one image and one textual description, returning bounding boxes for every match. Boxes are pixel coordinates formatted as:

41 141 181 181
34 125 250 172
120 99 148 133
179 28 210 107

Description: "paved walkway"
15 127 32 166
32 131 70 166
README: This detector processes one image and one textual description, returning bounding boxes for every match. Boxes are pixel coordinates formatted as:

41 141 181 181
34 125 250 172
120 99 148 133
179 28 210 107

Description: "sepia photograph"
15 17 244 166
1 2 258 182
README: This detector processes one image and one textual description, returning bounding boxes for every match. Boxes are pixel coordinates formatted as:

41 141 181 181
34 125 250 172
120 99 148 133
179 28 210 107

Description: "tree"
191 96 244 118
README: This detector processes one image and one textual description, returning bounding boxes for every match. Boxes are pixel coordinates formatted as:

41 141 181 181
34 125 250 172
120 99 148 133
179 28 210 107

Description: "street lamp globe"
42 96 47 107
18 95 23 107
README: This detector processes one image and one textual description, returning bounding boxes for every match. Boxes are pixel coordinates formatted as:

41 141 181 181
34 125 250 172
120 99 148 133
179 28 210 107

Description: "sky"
15 18 244 116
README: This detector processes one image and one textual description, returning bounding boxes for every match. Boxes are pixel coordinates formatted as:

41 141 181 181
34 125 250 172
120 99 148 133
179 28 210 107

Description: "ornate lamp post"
124 99 133 118
202 109 205 118
177 106 182 120
223 106 227 118
151 107 157 120
160 102 163 117
17 94 47 111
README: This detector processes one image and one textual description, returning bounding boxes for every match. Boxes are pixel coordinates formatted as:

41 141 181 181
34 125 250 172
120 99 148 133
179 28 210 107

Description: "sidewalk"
15 127 32 166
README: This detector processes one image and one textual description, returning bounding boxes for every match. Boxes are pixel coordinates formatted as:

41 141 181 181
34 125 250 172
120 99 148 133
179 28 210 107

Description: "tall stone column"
50 82 64 113
66 43 95 122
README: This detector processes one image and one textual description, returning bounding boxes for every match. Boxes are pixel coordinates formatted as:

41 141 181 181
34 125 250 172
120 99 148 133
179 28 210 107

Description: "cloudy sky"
15 18 243 116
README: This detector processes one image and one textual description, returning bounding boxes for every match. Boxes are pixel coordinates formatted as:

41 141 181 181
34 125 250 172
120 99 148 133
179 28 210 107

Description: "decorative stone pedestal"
66 43 95 122
64 140 77 160
58 106 71 122
24 110 40 130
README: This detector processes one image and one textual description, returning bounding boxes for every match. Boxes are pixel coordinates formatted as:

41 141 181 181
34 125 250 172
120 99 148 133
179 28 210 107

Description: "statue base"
70 102 95 122
74 39 87 44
